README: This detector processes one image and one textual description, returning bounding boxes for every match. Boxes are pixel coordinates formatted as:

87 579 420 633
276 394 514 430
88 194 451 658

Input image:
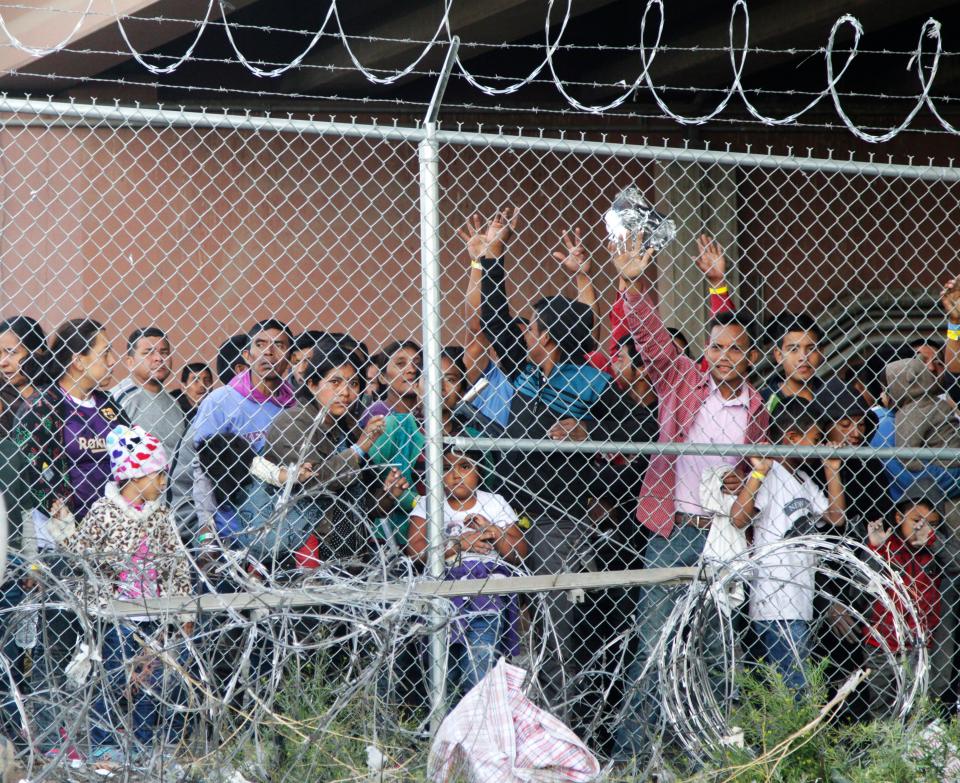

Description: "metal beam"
445 435 960 463
99 566 699 617
1 96 957 183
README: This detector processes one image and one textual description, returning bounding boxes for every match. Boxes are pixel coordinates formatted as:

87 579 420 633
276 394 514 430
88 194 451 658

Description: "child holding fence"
732 398 847 690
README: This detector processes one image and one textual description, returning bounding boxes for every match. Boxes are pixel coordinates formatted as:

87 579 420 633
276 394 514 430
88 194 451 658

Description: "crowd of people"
0 210 956 764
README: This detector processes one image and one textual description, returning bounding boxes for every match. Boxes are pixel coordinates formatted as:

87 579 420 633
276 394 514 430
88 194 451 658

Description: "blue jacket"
871 405 960 501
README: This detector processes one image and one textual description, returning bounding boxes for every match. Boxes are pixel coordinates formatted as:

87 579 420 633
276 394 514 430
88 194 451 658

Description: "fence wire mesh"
0 99 957 781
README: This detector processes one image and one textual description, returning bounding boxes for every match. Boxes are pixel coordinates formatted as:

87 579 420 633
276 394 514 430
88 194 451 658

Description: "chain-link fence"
0 96 958 780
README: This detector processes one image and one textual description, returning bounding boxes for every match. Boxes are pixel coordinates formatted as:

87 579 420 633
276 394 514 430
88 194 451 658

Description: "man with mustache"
170 319 297 539
610 236 769 763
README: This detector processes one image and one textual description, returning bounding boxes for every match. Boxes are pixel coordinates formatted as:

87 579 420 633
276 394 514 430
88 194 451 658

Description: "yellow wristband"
750 471 766 482
470 259 483 270
709 286 729 295
947 328 960 342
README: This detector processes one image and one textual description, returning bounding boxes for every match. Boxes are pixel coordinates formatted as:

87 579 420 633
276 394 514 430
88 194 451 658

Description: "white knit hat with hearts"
105 424 168 482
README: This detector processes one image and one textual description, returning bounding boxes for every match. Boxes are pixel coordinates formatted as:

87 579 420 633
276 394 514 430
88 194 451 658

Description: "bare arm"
460 214 486 332
821 459 846 527
730 458 771 530
696 234 736 316
463 338 490 387
614 235 698 398
406 515 429 562
491 523 527 564
552 228 600 340
406 514 467 563
460 210 518 335
941 276 960 374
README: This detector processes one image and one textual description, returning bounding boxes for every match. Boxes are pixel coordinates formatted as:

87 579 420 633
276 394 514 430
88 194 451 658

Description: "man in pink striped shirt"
611 236 768 761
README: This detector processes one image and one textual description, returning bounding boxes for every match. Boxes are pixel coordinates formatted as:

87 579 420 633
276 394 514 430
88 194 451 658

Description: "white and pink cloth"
429 659 600 783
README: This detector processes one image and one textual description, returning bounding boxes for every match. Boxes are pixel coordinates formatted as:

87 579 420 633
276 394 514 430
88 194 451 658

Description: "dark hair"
216 335 250 385
369 351 388 371
910 337 944 352
859 344 907 403
615 333 641 365
325 332 366 360
771 313 823 347
310 333 368 373
532 296 596 362
769 396 822 443
126 326 169 355
441 346 467 377
302 345 362 386
197 433 257 507
49 319 105 380
0 315 50 385
295 330 328 354
382 340 421 363
442 444 486 483
180 362 212 386
666 327 690 356
247 319 294 350
443 444 484 466
893 495 941 517
706 311 755 346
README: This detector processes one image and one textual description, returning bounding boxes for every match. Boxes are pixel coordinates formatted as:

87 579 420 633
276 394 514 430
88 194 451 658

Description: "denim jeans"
615 524 713 761
235 479 319 561
449 613 503 697
753 618 811 691
90 623 188 751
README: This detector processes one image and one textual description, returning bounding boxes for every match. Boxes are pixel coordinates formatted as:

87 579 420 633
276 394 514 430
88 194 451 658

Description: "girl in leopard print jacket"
65 424 191 611
63 424 194 758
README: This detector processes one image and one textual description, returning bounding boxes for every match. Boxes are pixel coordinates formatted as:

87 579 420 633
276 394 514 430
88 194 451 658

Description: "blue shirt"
191 385 285 453
470 361 515 427
512 361 610 422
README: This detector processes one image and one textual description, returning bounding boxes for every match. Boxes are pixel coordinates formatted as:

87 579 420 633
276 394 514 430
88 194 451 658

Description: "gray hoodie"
885 357 960 471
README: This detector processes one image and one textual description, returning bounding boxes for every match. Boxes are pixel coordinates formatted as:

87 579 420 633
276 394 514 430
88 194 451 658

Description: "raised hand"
749 456 774 476
695 234 727 286
941 276 960 321
549 418 589 442
866 519 892 548
609 234 655 281
823 457 843 473
722 470 746 496
458 207 519 261
278 462 315 485
552 228 591 276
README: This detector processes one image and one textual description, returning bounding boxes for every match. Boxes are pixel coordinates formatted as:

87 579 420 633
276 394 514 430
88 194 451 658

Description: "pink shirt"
622 290 769 538
674 381 751 515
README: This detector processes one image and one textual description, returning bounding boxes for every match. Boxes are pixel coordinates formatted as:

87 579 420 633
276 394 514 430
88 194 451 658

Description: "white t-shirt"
410 490 518 566
749 461 828 622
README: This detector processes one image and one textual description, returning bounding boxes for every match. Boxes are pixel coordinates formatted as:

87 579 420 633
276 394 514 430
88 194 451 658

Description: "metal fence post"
420 37 460 733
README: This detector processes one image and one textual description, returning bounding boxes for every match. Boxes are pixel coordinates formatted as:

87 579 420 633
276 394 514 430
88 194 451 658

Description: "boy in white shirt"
732 397 846 689
407 448 527 695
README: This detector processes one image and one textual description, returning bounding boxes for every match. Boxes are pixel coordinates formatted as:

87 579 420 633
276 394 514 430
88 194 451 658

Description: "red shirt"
865 534 941 653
